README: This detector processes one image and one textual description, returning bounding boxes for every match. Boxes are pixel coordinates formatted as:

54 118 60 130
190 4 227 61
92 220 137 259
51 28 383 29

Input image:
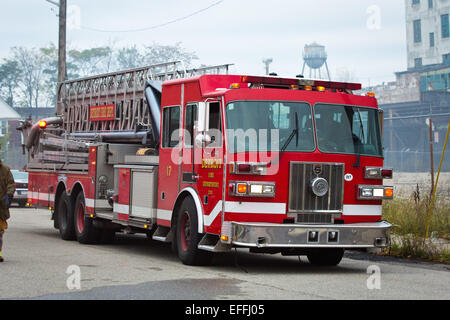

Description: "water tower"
301 42 331 80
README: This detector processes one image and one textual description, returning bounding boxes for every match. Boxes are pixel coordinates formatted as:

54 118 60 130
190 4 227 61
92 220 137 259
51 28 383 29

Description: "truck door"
180 103 198 186
197 101 224 233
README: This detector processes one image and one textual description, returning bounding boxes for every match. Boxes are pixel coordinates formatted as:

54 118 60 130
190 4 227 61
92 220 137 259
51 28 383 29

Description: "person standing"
0 159 15 262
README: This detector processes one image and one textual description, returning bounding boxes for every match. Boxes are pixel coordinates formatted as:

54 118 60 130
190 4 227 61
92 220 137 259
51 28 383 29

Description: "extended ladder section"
26 61 232 172
59 61 232 136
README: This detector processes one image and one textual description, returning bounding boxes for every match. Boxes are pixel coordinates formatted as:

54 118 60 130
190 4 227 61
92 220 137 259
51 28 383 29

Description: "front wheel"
175 197 213 266
74 192 101 244
306 248 344 266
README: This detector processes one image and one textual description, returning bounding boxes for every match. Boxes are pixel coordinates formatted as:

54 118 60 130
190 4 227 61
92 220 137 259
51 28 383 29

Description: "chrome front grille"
288 162 344 214
297 213 333 224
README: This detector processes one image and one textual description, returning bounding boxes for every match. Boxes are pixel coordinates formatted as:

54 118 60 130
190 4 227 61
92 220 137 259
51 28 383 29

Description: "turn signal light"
316 86 326 92
385 188 394 198
237 164 251 172
39 121 47 128
237 183 247 194
381 168 393 179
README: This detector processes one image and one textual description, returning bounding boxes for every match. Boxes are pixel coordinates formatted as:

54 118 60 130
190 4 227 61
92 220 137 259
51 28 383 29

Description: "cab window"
162 106 180 148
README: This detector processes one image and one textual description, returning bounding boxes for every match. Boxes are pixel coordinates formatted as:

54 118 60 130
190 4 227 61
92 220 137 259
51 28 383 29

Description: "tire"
57 191 76 240
306 248 344 266
74 192 101 244
99 229 116 244
175 197 213 266
18 200 27 208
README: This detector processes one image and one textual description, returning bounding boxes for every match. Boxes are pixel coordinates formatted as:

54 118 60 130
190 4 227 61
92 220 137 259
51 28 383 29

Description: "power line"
79 0 225 33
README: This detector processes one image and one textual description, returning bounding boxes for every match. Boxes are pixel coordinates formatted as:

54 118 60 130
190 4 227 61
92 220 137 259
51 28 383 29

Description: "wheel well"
170 189 204 234
70 183 84 204
171 191 191 229
54 182 66 208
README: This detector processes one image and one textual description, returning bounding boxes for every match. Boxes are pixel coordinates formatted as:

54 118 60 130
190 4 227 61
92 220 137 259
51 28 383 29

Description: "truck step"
152 226 173 243
198 234 232 253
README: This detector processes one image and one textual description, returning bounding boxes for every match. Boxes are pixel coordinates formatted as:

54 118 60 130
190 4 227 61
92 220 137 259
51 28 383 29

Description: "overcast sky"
0 0 406 87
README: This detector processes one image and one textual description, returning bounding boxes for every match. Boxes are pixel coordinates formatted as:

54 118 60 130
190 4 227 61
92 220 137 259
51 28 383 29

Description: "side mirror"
195 133 211 148
197 102 208 133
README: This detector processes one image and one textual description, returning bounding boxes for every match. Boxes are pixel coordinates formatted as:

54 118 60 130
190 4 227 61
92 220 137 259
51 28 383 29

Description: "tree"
40 44 59 107
116 45 144 70
11 46 48 109
68 46 113 77
0 42 199 110
0 59 22 107
143 42 198 68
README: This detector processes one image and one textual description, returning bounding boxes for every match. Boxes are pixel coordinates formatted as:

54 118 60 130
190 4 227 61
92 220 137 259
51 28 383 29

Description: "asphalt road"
0 207 449 300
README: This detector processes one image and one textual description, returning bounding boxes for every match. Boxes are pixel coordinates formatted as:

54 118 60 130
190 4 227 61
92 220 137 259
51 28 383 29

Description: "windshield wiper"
271 112 298 165
352 108 365 168
355 108 365 143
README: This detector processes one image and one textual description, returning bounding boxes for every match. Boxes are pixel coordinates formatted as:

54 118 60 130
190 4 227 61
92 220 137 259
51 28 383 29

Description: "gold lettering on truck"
201 159 222 169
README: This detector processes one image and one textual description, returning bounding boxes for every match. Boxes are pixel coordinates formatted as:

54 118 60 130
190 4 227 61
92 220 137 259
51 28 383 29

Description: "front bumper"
228 221 391 249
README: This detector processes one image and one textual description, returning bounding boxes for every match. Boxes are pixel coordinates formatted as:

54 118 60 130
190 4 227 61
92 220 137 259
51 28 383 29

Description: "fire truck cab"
23 63 392 266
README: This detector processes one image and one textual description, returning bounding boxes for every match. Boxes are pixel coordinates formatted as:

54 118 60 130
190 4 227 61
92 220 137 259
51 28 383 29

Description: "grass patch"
382 196 450 263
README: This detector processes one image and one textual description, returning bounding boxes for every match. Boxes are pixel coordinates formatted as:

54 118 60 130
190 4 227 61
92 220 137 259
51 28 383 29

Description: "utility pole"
57 0 67 115
46 0 67 115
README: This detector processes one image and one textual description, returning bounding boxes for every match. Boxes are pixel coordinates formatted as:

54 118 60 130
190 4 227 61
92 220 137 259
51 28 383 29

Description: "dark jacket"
0 160 15 221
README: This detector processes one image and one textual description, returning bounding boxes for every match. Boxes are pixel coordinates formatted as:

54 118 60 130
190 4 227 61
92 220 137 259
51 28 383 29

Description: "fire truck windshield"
226 101 315 153
314 104 383 157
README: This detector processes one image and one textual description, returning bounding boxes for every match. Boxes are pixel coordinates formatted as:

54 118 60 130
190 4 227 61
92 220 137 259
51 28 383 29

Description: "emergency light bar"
240 75 362 91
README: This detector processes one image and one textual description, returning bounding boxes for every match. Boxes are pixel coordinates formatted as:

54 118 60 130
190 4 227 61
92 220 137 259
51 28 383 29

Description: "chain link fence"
384 150 450 173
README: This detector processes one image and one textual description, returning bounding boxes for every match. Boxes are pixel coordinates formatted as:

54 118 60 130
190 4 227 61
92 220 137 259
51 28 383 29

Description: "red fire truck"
21 61 393 266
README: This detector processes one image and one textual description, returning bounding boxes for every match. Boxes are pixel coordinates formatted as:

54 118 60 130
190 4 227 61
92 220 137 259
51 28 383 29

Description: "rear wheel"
176 197 213 266
74 192 101 244
306 248 344 266
57 191 75 240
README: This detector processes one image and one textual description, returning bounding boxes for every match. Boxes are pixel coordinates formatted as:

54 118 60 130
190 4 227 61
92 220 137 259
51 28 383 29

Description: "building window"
428 0 433 8
442 14 449 38
413 19 422 43
430 32 435 47
0 121 6 136
443 53 450 65
415 58 423 68
412 0 420 4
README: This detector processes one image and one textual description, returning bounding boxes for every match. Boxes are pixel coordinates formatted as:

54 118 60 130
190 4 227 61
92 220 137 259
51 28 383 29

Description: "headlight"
358 185 394 200
229 162 268 175
365 167 393 179
229 181 276 197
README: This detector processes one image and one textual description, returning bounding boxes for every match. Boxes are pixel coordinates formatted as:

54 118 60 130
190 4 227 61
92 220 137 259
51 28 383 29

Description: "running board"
152 226 173 243
198 234 232 252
